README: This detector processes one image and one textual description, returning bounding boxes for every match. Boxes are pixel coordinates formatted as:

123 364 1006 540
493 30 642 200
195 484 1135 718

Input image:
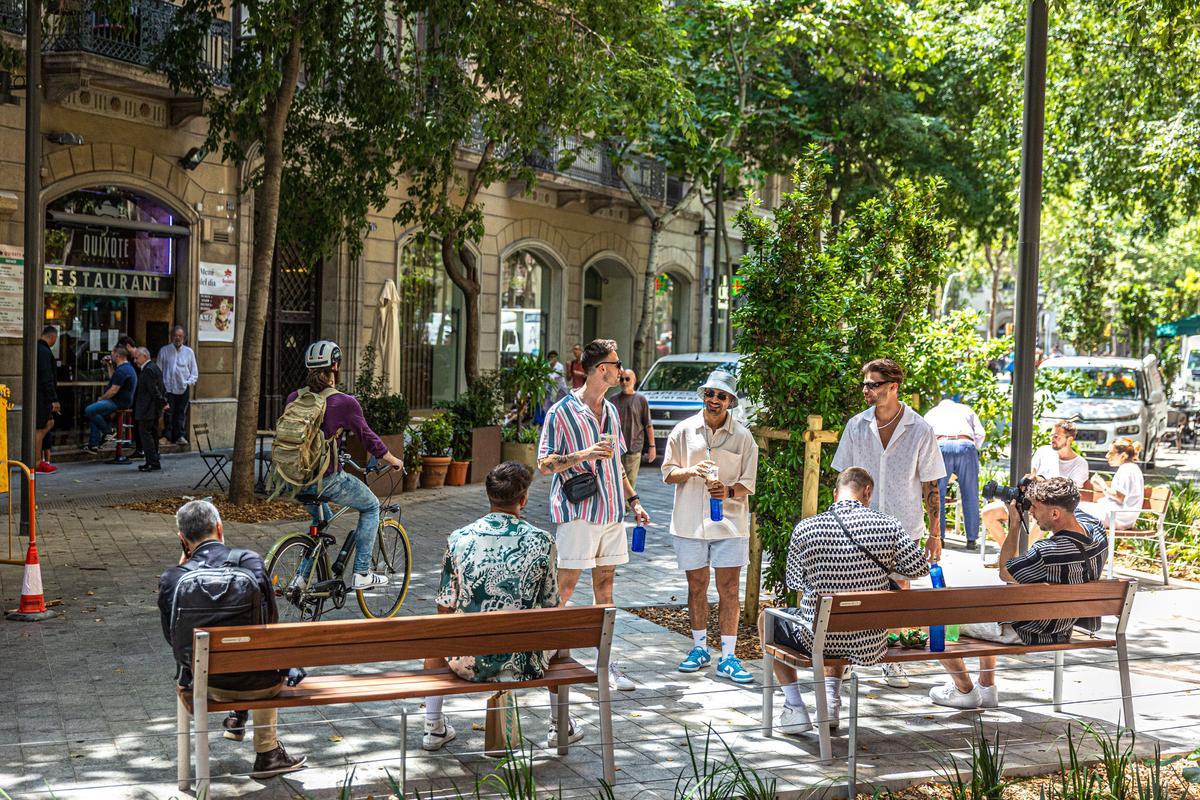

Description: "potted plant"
402 434 422 493
439 371 503 483
500 354 553 471
501 419 541 470
444 409 471 486
343 346 410 497
418 412 455 488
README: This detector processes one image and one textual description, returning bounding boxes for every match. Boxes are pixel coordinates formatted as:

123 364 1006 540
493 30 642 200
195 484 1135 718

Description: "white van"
638 352 754 456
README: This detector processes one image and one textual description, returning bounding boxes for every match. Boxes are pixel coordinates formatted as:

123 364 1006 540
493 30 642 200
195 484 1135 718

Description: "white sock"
425 696 443 724
548 688 560 722
692 630 707 650
825 677 842 707
720 635 737 659
782 682 804 708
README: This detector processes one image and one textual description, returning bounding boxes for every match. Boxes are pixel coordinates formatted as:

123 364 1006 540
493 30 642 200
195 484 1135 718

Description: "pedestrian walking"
662 370 758 683
612 368 655 488
35 325 61 474
158 325 199 445
131 347 167 471
924 394 986 546
568 343 586 389
830 357 945 688
537 338 650 692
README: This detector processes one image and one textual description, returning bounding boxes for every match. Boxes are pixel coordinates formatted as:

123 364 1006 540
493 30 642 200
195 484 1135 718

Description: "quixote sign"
44 265 174 299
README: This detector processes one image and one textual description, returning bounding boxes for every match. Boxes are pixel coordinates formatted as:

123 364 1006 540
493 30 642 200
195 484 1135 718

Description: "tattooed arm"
923 479 942 561
537 441 613 475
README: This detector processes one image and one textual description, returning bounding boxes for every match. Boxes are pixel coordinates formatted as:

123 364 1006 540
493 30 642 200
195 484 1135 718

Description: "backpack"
169 549 269 684
266 387 339 500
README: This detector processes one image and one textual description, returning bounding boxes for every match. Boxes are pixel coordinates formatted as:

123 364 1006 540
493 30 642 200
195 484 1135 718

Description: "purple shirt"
285 390 387 473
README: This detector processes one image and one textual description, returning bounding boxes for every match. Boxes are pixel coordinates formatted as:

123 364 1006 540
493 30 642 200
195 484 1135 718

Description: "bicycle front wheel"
356 519 412 618
266 534 330 623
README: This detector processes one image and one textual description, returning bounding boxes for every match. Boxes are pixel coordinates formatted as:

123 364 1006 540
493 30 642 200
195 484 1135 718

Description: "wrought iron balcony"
0 0 230 86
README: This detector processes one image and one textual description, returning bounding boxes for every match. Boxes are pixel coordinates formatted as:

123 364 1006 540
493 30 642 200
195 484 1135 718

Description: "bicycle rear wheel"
266 534 330 623
356 519 412 618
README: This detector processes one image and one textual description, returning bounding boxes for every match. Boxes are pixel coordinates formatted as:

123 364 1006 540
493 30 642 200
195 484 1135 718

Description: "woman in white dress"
1078 438 1144 530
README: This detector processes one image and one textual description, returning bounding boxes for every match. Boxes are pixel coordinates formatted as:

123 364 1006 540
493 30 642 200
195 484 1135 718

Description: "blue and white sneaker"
715 654 754 684
677 646 712 673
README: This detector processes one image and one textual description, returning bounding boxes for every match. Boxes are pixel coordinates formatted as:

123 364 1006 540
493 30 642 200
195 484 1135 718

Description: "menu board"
0 245 22 338
198 261 237 342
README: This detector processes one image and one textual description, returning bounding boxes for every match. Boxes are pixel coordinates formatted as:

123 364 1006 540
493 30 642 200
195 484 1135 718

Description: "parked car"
1037 354 1169 468
638 352 756 458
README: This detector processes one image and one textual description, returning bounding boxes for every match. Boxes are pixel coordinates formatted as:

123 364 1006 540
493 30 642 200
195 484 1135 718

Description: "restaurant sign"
44 265 174 298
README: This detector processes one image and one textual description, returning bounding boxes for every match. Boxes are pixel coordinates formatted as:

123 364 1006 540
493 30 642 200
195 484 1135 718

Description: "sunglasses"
860 380 895 390
599 359 623 370
620 376 630 383
703 389 731 402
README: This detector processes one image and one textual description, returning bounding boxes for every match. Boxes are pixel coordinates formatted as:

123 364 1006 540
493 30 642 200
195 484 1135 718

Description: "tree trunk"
631 221 662 375
442 236 481 386
229 30 304 505
986 243 1000 339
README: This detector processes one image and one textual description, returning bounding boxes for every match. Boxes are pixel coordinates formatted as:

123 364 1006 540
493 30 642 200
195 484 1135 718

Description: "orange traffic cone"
6 539 56 622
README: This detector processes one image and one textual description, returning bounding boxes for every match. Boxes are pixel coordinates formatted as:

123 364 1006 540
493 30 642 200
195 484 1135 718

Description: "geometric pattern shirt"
436 513 560 682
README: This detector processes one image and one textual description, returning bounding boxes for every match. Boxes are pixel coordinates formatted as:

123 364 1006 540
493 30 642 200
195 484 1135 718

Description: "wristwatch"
627 494 640 508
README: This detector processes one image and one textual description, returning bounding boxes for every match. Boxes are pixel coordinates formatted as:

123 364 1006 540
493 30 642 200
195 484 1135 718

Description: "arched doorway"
653 270 692 357
397 237 465 408
500 247 559 366
581 257 635 358
42 185 188 447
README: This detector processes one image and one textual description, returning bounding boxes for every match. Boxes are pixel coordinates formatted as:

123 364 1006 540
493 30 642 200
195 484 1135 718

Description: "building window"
500 248 552 366
398 237 463 408
654 273 684 357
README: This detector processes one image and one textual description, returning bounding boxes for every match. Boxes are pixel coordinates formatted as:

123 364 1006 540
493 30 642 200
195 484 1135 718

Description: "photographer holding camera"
929 476 1106 709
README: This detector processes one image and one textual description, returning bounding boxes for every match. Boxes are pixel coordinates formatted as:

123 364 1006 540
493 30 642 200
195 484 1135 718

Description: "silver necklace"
876 406 903 430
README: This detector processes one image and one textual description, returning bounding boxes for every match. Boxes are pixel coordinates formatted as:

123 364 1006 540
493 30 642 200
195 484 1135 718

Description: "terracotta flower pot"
420 455 453 488
403 469 422 493
446 460 470 486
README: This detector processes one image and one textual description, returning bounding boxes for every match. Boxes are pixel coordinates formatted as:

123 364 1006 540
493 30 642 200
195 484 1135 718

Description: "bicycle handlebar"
339 452 405 476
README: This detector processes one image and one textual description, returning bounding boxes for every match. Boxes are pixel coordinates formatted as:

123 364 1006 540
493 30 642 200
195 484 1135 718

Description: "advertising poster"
0 245 23 338
198 262 236 342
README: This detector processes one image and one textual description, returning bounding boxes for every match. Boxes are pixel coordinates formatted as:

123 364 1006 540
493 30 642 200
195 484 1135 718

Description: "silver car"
638 352 754 457
1038 355 1168 468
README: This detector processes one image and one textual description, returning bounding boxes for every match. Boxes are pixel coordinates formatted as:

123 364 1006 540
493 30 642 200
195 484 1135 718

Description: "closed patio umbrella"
373 279 402 393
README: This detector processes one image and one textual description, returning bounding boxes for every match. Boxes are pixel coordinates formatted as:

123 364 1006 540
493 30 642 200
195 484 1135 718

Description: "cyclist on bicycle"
288 340 403 590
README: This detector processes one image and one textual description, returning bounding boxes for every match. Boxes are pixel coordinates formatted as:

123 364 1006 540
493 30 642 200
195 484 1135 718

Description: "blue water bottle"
706 463 723 522
928 563 946 652
631 525 646 553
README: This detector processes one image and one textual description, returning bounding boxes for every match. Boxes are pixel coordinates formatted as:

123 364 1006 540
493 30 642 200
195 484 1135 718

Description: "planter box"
344 432 406 498
469 426 502 483
501 441 538 472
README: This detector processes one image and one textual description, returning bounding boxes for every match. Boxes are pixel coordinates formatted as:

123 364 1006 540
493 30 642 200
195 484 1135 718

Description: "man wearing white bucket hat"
662 370 760 683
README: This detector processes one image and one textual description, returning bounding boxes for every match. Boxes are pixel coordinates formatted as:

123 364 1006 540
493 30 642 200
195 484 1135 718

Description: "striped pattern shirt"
538 392 627 525
1005 510 1108 645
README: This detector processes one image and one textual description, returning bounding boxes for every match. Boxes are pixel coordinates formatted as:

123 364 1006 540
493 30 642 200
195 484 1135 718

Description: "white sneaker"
609 662 635 691
816 702 841 732
929 682 982 709
352 571 389 590
422 718 456 751
978 684 999 708
882 663 910 688
779 703 813 736
546 717 585 747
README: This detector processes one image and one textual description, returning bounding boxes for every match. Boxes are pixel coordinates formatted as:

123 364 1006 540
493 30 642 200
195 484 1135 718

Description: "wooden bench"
1107 485 1172 585
176 605 617 794
762 580 1138 764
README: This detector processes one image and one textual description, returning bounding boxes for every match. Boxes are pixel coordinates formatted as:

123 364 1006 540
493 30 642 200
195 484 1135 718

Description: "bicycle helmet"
304 340 342 369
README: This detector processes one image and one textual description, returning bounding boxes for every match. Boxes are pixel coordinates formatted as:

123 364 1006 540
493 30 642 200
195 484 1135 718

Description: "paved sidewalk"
0 455 1198 798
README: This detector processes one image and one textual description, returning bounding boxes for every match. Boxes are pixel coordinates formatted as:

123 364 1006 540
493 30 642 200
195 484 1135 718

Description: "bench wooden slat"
821 581 1127 614
765 636 1117 669
827 599 1122 632
208 627 605 674
203 606 608 652
183 659 597 713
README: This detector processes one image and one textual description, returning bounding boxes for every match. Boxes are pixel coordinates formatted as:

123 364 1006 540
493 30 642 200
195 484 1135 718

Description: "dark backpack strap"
830 507 896 579
1057 531 1097 582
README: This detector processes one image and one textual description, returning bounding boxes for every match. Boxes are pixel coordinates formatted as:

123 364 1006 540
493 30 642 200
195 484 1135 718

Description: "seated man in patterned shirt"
929 476 1106 709
421 462 580 751
762 467 930 735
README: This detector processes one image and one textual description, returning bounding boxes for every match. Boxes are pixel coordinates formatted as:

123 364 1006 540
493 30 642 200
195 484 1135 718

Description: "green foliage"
436 370 502 460
734 152 949 592
418 413 454 458
352 346 410 437
937 718 1006 800
403 434 422 472
501 354 554 437
1051 205 1116 355
672 727 777 800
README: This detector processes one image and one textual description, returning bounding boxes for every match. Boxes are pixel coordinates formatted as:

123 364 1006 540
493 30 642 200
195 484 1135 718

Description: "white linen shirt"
157 344 199 395
923 399 986 449
831 403 946 539
662 411 759 540
1030 445 1089 487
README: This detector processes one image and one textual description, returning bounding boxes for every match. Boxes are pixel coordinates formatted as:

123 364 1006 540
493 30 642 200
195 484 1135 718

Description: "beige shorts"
555 519 629 569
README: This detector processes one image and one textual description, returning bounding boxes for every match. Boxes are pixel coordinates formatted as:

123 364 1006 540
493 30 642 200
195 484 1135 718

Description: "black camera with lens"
982 476 1034 510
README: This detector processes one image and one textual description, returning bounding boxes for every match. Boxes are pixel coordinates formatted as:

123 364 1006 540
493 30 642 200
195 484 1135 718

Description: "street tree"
156 0 417 503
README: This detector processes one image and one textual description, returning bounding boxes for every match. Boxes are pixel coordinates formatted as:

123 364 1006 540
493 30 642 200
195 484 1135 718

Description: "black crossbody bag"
831 508 901 591
562 462 600 504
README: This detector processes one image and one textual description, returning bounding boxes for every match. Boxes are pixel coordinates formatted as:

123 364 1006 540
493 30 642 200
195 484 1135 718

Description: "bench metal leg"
400 706 407 797
812 660 832 764
556 686 570 756
1116 635 1136 733
194 699 210 794
177 696 192 792
847 672 859 800
1053 651 1064 713
597 671 616 785
761 650 775 737
1157 528 1169 586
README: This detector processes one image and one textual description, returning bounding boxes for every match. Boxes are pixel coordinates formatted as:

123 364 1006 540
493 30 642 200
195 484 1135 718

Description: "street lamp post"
20 0 43 536
939 271 965 317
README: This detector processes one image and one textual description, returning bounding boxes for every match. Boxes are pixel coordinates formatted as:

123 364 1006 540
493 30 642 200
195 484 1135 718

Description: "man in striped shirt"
538 339 651 691
929 476 1107 709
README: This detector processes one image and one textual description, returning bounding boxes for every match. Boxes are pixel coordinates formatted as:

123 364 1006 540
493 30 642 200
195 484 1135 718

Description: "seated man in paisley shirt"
421 461 580 751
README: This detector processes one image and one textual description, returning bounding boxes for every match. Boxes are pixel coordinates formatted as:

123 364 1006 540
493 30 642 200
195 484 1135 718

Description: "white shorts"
672 535 749 572
959 622 1023 645
555 520 629 569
